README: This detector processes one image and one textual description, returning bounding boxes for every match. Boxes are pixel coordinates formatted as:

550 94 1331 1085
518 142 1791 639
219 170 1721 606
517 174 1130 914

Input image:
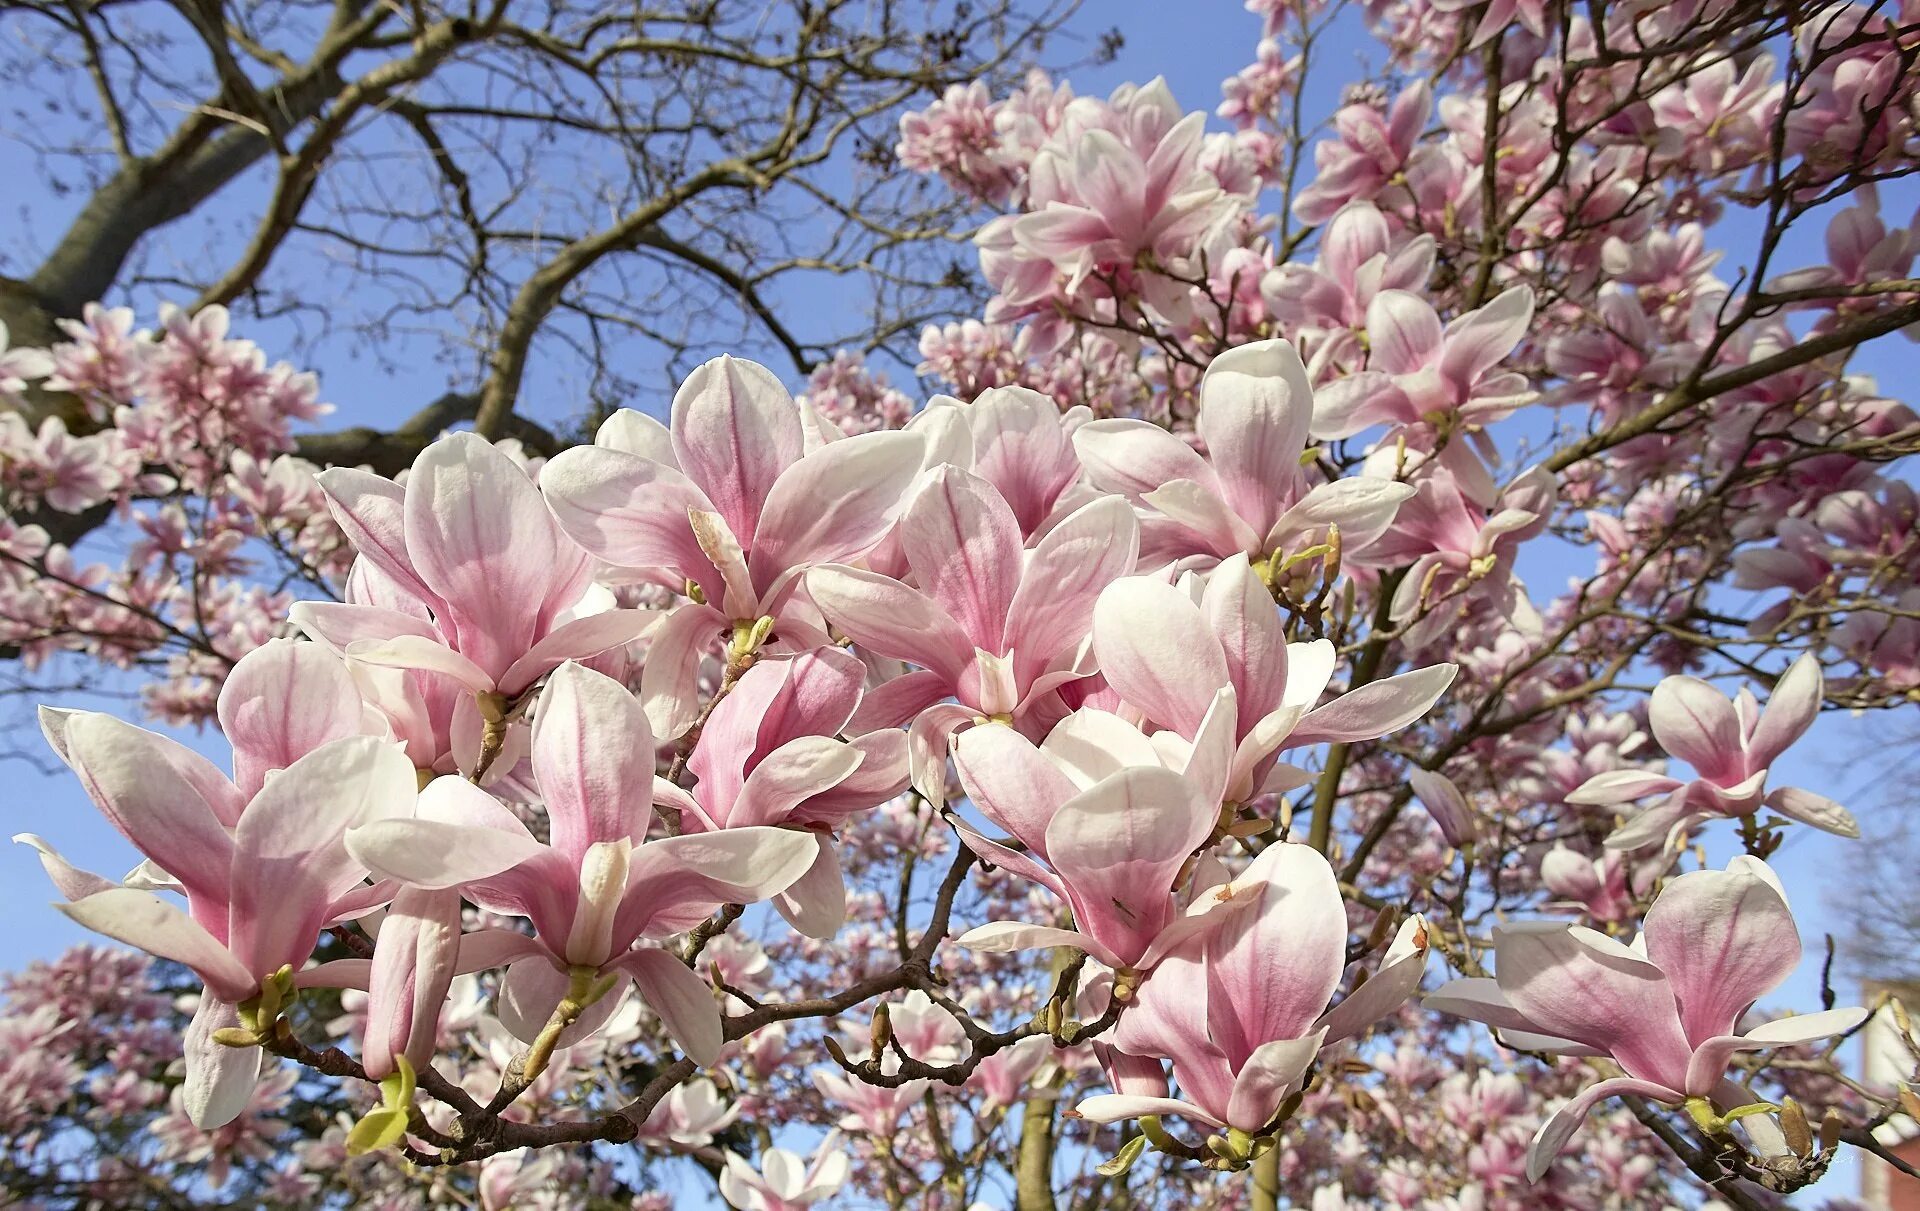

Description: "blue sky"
4 1 1916 1200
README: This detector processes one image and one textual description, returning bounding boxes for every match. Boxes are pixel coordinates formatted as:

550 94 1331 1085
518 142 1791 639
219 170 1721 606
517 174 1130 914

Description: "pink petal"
615 827 820 941
1365 290 1443 376
806 567 972 684
1073 418 1219 500
314 467 441 609
1747 654 1822 770
1225 1031 1325 1131
729 737 862 827
670 355 805 542
362 886 461 1079
1287 663 1456 747
346 817 547 891
1440 285 1533 388
1642 860 1799 1045
1527 1077 1680 1183
1074 1094 1222 1129
1092 577 1227 736
499 608 655 696
497 956 629 1047
1564 769 1684 806
1207 843 1348 1060
640 602 725 740
59 713 236 912
59 889 255 1002
228 736 417 977
540 445 721 590
772 836 847 940
1004 494 1141 691
1648 675 1742 781
1763 785 1859 836
747 431 926 593
1043 766 1213 967
218 638 366 798
533 662 656 861
1495 923 1693 1090
1202 554 1291 729
1196 339 1313 539
618 947 725 1065
952 724 1079 855
898 465 1023 651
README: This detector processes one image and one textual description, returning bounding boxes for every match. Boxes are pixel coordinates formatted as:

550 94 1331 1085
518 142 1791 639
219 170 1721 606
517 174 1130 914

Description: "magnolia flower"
1092 557 1457 802
1073 340 1414 572
1076 844 1429 1135
1567 655 1858 847
540 355 925 737
1408 768 1479 848
27 709 416 1127
346 662 819 1064
301 432 650 717
1426 857 1866 1181
1262 201 1436 335
654 646 910 938
638 1076 740 1148
807 465 1138 800
719 1133 850 1211
952 755 1236 974
1292 83 1430 224
1319 286 1535 436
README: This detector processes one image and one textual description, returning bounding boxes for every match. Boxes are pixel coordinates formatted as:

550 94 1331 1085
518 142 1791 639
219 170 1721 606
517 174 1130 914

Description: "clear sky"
4 2 1916 1201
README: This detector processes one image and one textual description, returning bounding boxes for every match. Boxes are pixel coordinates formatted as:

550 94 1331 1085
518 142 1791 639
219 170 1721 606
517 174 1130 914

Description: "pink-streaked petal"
1288 663 1456 748
847 669 951 734
541 445 720 585
640 602 725 741
14 833 117 901
1440 285 1533 387
1005 494 1141 691
670 355 805 541
898 465 1023 651
1140 480 1258 559
1648 676 1742 781
499 609 656 696
229 736 418 977
1641 860 1800 1045
1073 1094 1223 1129
954 920 1103 962
618 946 725 1066
1225 1031 1324 1132
615 827 820 941
773 835 847 940
730 737 862 828
404 433 584 681
748 431 926 591
1763 785 1859 837
1365 290 1443 376
348 634 496 695
533 662 656 861
1318 916 1430 1045
59 889 255 1002
1202 554 1290 727
314 466 440 609
1565 769 1685 806
497 957 629 1048
59 712 236 911
1207 842 1347 1060
346 818 548 891
1072 418 1219 500
218 638 366 798
1527 1078 1681 1183
807 567 972 684
1196 339 1313 539
952 724 1078 855
1091 577 1227 737
362 886 461 1079
1495 922 1693 1090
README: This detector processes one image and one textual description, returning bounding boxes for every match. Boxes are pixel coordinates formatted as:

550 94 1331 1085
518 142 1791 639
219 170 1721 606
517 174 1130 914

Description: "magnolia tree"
4 0 1920 1208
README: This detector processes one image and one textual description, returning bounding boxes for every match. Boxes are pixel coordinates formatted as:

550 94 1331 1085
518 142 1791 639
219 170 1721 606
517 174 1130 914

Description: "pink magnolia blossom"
303 431 650 708
345 661 820 1065
1566 655 1859 847
539 355 924 737
1262 201 1436 336
27 709 416 1127
1315 286 1536 437
1292 83 1429 224
1074 340 1415 571
807 465 1138 800
719 1133 849 1211
653 646 910 938
907 384 1093 538
1076 843 1429 1134
1426 857 1866 1181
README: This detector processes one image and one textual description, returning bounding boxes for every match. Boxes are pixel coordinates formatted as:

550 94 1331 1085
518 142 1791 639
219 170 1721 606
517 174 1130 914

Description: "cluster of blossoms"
4 0 1920 1208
